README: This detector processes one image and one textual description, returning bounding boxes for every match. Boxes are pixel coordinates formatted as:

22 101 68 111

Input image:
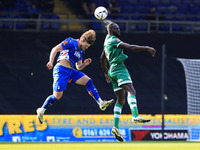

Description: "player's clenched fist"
84 58 92 66
46 62 53 70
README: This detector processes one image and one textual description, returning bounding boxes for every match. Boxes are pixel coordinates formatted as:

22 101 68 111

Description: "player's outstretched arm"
100 50 110 83
118 42 156 57
46 44 62 69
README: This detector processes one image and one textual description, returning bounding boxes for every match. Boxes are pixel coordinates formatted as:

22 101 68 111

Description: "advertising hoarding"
0 115 199 142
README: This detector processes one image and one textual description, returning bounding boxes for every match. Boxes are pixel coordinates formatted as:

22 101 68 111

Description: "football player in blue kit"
36 30 114 124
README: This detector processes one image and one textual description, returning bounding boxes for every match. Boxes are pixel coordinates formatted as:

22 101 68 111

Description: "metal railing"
0 12 200 33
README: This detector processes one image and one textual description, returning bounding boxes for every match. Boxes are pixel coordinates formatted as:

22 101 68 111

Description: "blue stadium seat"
150 0 160 5
194 12 200 21
159 24 170 31
182 0 192 5
178 4 189 14
137 23 148 31
140 0 150 5
14 14 26 29
93 0 107 7
117 0 128 5
134 4 145 13
193 0 200 5
172 25 181 31
172 12 184 21
188 5 199 14
171 0 181 5
167 4 178 13
15 0 26 12
41 15 50 29
129 9 139 14
183 25 192 31
3 14 13 29
92 22 101 30
156 4 167 13
50 15 60 29
8 7 18 12
0 15 3 28
120 8 129 14
127 0 138 5
118 23 126 31
115 15 129 20
121 5 134 13
91 17 101 30
130 10 140 20
160 0 171 5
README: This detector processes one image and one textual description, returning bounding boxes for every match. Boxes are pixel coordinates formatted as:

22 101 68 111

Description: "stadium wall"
0 31 199 115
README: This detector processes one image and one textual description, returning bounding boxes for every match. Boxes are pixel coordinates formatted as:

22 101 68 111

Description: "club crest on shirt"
116 38 120 42
63 41 68 45
74 51 81 58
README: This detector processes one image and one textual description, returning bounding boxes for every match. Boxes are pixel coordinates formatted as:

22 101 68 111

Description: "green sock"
114 104 122 129
128 95 139 118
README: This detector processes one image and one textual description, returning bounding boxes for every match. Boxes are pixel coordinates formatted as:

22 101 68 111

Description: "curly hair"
80 29 96 45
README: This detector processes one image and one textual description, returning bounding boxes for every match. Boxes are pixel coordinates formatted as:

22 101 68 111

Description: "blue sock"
85 79 100 102
42 95 58 109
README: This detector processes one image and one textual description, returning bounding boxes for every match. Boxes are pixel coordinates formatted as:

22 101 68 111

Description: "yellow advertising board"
0 114 199 142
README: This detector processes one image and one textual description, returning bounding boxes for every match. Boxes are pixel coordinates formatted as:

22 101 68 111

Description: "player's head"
79 30 96 50
107 22 120 37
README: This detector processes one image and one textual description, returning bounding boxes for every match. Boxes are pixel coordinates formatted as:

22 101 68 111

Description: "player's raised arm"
118 42 156 57
46 44 62 69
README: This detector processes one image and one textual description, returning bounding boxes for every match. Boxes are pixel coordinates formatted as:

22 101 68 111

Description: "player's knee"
132 90 136 96
86 78 92 85
53 93 62 100
128 90 136 96
53 91 63 100
117 98 125 106
55 96 61 100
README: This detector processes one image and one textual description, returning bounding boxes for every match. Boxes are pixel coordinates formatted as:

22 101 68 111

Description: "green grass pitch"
0 141 199 150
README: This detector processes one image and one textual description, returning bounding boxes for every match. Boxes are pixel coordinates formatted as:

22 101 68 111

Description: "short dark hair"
107 22 116 31
80 30 96 45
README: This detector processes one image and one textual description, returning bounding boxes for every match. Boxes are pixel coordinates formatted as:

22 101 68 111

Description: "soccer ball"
94 6 108 20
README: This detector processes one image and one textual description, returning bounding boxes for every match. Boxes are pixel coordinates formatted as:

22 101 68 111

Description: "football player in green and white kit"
100 22 156 142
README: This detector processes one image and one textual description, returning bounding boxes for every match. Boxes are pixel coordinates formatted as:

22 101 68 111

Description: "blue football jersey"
57 37 85 68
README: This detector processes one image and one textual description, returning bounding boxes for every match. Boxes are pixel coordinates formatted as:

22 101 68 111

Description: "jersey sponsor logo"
63 41 68 46
60 50 69 55
74 51 81 58
116 38 120 42
59 50 70 61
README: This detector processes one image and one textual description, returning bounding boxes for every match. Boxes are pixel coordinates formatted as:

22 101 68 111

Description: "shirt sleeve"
110 37 122 47
60 38 73 50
